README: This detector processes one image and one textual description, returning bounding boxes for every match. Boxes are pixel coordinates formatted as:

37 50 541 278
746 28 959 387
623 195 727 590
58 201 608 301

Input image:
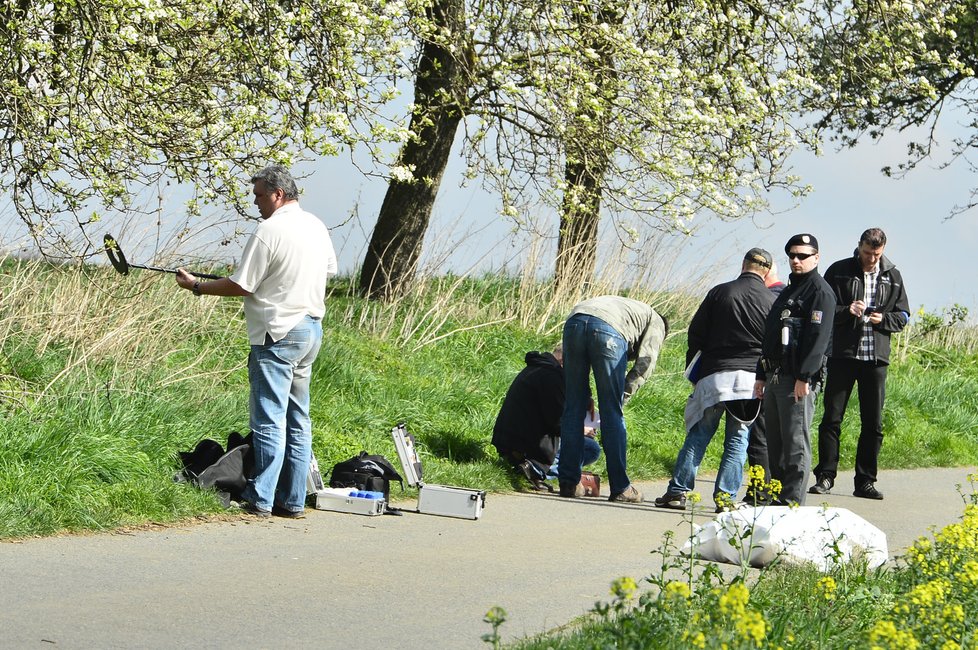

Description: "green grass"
1 262 978 539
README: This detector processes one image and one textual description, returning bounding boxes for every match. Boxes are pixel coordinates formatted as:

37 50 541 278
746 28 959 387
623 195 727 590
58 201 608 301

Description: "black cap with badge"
784 233 819 253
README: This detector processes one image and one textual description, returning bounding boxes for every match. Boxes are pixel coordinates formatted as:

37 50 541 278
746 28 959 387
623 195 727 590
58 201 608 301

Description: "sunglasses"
787 251 816 261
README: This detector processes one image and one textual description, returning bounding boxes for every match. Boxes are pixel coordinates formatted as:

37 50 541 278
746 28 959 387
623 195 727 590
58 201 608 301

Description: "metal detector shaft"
103 233 223 280
129 262 222 280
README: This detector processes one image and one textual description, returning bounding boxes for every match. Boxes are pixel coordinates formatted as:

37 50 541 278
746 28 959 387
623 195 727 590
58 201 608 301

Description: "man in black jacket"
492 345 600 487
810 228 910 500
655 248 774 512
754 234 836 505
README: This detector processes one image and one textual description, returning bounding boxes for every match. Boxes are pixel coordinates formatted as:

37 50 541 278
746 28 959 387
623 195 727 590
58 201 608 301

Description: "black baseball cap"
744 247 773 269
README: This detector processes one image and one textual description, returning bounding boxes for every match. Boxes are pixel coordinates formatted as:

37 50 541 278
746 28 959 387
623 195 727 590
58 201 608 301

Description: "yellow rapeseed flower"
748 464 765 482
816 576 837 602
664 581 692 600
719 582 750 616
611 576 638 600
958 560 978 589
869 620 921 650
735 610 768 644
683 631 707 649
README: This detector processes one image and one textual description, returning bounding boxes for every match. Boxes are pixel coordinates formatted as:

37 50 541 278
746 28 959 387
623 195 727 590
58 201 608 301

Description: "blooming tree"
807 0 978 214
0 0 409 255
361 0 827 298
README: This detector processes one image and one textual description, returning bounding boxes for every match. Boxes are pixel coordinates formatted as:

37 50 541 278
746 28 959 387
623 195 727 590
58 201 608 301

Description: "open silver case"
391 423 486 520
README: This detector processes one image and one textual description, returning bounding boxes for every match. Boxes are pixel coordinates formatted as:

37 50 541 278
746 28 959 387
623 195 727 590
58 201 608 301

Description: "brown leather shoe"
609 485 644 503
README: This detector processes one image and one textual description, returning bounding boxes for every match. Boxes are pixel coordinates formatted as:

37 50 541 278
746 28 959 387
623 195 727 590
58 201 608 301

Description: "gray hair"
251 165 299 200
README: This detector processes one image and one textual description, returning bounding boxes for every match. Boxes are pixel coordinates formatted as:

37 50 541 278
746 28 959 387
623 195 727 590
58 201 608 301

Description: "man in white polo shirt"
176 165 337 518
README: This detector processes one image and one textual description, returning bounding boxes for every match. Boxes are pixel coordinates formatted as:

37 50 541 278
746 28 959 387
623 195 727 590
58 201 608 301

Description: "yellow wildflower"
664 581 692 600
683 631 707 649
816 576 837 602
869 620 920 650
958 560 978 589
719 582 750 617
610 576 638 600
735 610 768 644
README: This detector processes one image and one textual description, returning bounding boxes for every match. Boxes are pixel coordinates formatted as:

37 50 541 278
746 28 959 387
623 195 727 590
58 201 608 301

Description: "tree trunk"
553 2 622 297
359 0 469 300
555 157 604 294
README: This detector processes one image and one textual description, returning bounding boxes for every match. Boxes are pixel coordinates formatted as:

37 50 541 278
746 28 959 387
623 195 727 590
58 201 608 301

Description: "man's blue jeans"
666 403 750 503
242 316 323 513
547 436 602 479
557 314 632 495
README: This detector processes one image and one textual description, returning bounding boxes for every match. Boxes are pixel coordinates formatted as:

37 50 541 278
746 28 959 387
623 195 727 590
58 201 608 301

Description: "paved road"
1 467 973 649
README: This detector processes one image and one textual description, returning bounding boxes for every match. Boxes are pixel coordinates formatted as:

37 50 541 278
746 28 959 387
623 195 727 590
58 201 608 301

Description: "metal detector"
103 234 223 280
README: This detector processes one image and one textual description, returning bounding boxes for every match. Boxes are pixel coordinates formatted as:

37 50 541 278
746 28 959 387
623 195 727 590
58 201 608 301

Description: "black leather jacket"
687 272 774 379
822 253 910 365
757 268 836 382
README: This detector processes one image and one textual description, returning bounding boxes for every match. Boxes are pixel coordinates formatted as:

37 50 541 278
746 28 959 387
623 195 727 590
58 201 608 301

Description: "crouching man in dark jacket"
492 345 601 488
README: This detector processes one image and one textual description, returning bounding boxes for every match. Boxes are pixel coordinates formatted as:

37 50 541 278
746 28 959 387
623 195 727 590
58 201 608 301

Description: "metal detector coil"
103 234 222 280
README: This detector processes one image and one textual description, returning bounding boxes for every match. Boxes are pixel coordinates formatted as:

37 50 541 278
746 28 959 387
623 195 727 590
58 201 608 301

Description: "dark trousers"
746 413 770 480
764 373 815 505
815 357 888 487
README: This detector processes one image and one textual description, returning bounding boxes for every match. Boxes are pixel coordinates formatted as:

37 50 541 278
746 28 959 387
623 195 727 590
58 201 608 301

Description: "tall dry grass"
0 257 245 404
331 219 720 353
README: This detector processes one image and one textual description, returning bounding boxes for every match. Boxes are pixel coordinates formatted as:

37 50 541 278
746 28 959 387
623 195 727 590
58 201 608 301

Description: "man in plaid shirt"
810 228 911 500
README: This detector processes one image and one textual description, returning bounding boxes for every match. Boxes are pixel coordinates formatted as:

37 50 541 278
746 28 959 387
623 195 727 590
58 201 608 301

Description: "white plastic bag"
682 506 888 571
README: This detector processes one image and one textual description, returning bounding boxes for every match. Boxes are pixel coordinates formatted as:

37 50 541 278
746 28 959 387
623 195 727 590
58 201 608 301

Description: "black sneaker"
808 476 833 495
742 490 771 506
653 492 686 510
854 483 884 500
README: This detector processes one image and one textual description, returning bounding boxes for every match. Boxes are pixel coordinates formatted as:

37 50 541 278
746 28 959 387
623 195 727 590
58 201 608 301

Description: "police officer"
753 234 835 505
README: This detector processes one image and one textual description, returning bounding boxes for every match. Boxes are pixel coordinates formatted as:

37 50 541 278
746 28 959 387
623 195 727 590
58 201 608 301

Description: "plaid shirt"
856 267 879 361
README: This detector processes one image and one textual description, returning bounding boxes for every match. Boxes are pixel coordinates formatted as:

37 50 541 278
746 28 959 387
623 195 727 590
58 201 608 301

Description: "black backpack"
175 431 254 507
328 451 403 503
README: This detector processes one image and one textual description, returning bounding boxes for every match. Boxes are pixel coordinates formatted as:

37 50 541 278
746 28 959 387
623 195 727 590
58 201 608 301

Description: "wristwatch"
192 281 201 297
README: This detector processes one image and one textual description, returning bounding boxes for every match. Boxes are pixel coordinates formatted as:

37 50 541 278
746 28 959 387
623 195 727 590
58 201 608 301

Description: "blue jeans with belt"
242 316 323 513
666 402 751 504
557 313 632 496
